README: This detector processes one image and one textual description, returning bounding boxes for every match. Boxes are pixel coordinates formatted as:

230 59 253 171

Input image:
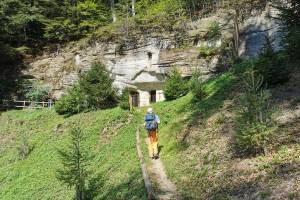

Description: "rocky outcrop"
239 3 283 57
24 36 218 99
23 5 282 99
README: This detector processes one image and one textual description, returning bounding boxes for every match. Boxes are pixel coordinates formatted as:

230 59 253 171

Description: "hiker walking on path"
144 108 160 159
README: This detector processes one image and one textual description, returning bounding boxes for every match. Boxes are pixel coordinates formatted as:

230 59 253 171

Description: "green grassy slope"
0 108 146 200
147 68 300 199
0 66 299 199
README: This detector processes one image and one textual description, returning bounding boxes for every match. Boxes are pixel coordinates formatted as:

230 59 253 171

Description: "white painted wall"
156 90 165 102
138 90 150 107
137 89 165 107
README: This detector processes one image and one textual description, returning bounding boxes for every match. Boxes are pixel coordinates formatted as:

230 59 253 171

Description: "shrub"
199 45 218 58
189 71 206 101
119 88 130 110
24 81 52 102
234 69 276 156
55 62 117 116
254 39 289 86
79 62 118 109
55 86 87 116
164 69 189 100
207 21 221 40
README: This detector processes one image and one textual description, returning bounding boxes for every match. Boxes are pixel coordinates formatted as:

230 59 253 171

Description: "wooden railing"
1 100 54 109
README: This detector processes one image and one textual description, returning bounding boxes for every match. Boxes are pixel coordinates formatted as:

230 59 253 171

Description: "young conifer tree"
57 127 90 200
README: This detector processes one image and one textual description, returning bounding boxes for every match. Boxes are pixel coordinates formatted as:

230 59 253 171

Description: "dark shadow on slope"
179 73 239 144
208 178 263 200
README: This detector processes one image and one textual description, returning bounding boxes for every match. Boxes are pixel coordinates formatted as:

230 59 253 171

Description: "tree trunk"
111 0 117 22
131 0 135 16
233 9 240 57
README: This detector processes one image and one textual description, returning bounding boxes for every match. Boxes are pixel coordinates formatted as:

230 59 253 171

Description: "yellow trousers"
148 130 158 157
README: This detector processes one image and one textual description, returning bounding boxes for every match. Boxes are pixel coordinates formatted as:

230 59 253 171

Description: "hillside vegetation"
0 108 146 199
146 64 300 199
1 61 299 199
1 0 300 199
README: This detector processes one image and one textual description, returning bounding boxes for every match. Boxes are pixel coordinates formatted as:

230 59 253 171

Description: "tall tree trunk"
111 0 117 22
131 0 135 16
233 9 240 57
126 4 129 37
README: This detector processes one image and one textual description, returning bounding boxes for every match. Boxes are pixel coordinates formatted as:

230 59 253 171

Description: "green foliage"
0 108 146 199
55 85 87 116
44 0 109 42
0 43 23 99
254 39 289 86
234 69 276 155
24 81 52 101
135 0 186 33
55 63 117 116
57 127 90 200
207 21 221 39
277 0 300 61
79 62 118 109
189 70 206 101
163 69 189 100
199 45 218 58
119 88 130 110
44 19 80 42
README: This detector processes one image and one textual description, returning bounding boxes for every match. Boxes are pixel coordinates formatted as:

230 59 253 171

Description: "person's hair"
147 108 153 113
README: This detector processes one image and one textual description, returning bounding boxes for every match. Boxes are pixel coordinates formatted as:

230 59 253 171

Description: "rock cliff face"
239 3 282 57
24 36 214 99
23 5 282 99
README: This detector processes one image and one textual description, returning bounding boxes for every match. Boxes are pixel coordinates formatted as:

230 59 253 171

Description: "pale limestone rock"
23 5 282 102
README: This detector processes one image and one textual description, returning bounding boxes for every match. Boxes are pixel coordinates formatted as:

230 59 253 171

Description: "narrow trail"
136 128 180 200
149 156 180 200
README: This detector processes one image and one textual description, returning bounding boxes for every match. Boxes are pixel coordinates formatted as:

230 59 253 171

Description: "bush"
254 39 289 86
55 62 117 116
189 71 206 101
79 62 118 109
234 69 276 156
235 121 276 155
55 86 87 116
164 69 189 100
207 21 221 40
24 81 52 101
199 45 218 58
119 88 130 110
